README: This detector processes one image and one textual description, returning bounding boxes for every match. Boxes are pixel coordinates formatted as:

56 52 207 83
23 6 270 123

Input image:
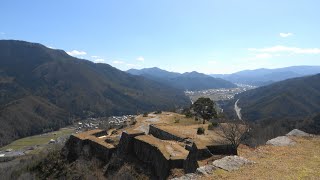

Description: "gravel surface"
266 136 296 146
212 155 254 171
145 117 160 122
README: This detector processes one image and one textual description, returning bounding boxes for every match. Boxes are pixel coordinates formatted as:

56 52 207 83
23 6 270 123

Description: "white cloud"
208 60 217 64
112 60 124 64
280 32 293 38
94 58 105 63
67 50 87 56
255 53 273 59
136 56 145 61
248 45 320 54
91 55 99 58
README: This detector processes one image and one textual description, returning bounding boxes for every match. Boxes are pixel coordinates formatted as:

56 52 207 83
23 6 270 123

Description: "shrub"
185 113 193 118
212 122 218 126
143 113 148 117
208 122 219 130
154 110 162 114
174 119 180 123
197 127 205 135
183 108 193 118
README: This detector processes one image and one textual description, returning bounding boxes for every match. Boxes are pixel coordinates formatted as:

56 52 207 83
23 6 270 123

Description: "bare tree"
216 121 249 155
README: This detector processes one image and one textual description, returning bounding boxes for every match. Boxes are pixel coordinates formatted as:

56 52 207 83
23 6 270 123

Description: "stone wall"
133 136 170 179
117 130 145 155
87 140 115 162
149 124 185 142
64 135 115 163
183 143 200 173
207 144 237 155
64 135 84 162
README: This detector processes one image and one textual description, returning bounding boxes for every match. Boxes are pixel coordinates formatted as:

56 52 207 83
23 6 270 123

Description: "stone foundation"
149 124 185 142
117 130 145 155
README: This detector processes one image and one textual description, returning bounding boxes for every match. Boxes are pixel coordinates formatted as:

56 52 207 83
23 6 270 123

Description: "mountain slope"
223 74 320 144
235 74 320 121
127 68 237 90
0 40 190 146
211 66 320 86
0 96 70 146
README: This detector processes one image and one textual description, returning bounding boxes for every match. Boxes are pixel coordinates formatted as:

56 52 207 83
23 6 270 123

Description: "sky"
1 0 320 74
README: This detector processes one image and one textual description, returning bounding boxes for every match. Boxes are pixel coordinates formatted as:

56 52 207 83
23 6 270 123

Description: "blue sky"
1 0 320 74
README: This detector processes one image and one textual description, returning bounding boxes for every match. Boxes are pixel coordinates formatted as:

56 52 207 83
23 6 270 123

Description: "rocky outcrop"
149 124 185 142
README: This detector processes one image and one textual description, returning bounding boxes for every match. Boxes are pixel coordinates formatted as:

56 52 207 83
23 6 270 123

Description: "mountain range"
223 73 320 145
211 66 320 86
127 67 237 90
0 40 190 146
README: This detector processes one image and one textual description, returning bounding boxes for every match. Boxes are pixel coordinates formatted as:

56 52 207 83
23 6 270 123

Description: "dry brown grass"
74 129 116 148
203 136 320 180
131 112 229 148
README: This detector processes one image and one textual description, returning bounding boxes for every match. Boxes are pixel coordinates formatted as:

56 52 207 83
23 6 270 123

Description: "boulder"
266 136 296 146
286 129 311 137
196 165 216 176
170 173 200 180
212 155 254 171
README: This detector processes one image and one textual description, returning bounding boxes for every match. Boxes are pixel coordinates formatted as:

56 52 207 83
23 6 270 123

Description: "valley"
2 1 320 179
185 85 255 103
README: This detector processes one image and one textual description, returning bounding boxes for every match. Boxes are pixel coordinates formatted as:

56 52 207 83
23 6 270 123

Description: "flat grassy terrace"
0 128 74 151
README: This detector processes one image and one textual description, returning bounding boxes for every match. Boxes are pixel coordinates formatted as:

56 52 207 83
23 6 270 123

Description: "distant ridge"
127 67 237 90
210 66 320 86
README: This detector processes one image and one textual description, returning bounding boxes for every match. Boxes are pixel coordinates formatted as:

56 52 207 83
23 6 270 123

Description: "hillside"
211 66 320 86
127 67 237 90
206 135 320 179
223 74 320 144
0 96 70 146
0 40 190 146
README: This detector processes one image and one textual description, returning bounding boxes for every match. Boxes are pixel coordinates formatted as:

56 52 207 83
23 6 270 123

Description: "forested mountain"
127 67 237 90
211 66 320 86
0 40 190 146
223 74 320 144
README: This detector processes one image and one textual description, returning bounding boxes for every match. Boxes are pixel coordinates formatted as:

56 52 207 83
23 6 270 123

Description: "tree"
216 121 249 155
192 97 217 124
